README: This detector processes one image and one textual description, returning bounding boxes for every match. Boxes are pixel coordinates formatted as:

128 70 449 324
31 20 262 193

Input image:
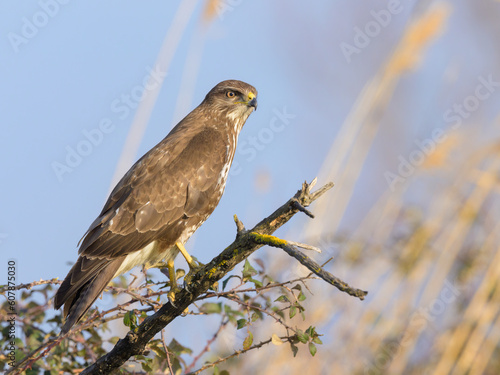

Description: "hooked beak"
247 92 257 110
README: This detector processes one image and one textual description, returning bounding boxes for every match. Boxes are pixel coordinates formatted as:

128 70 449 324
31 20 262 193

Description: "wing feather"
79 126 228 259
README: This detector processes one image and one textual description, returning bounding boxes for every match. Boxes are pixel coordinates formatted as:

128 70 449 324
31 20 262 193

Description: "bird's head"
203 80 258 130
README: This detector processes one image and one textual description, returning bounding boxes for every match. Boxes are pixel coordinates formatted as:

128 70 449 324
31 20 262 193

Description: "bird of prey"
55 80 257 334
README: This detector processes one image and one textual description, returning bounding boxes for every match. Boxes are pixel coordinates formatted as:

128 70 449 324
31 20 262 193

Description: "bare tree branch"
185 334 293 375
65 180 367 374
0 278 61 294
248 233 367 299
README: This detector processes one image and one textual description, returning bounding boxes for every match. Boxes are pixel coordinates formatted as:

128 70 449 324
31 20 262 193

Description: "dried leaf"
271 334 283 345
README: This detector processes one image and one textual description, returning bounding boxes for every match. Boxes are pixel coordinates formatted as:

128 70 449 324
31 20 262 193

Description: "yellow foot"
175 242 204 271
167 285 181 302
183 263 218 293
167 283 183 304
163 259 184 307
176 241 211 287
166 283 189 313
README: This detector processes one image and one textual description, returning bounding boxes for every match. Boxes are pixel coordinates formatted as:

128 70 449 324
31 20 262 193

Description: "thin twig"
222 295 297 334
196 275 320 302
185 317 228 373
0 278 61 293
186 334 294 375
248 233 368 300
287 240 322 253
160 329 174 375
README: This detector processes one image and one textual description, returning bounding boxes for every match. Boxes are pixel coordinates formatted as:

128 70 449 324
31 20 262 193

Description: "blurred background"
2 0 500 374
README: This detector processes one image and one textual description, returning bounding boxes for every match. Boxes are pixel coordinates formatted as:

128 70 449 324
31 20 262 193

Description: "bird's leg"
166 259 181 303
175 242 218 292
143 260 182 306
175 242 204 270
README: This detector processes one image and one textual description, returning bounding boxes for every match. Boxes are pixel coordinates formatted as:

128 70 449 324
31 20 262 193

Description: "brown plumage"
55 80 257 333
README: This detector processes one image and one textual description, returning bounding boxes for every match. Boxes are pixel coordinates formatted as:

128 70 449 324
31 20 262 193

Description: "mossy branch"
248 233 367 299
79 179 366 374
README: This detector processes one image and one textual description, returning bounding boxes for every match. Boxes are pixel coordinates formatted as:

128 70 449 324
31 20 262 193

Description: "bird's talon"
167 285 181 304
188 257 205 272
169 299 178 309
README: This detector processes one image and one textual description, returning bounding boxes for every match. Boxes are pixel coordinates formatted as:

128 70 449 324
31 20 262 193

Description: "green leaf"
141 362 153 372
224 304 244 322
272 307 285 319
123 311 137 329
275 295 289 303
150 345 168 359
290 342 299 357
236 319 247 330
171 356 183 374
289 305 297 319
309 342 317 356
313 336 323 345
249 277 263 287
199 302 222 314
298 291 306 301
47 315 62 324
250 302 262 309
243 331 253 350
242 259 258 279
296 329 309 344
250 312 261 322
169 338 193 355
220 371 230 375
306 326 317 336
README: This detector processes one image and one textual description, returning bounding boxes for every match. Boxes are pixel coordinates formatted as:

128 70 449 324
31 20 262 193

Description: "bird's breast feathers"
113 240 176 278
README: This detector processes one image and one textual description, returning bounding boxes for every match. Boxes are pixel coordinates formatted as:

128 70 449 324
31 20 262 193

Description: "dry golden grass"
218 2 500 374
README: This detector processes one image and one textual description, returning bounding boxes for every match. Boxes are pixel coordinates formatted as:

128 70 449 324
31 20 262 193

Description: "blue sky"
1 1 317 282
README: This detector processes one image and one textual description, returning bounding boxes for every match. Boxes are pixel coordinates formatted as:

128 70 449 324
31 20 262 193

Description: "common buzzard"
55 80 258 333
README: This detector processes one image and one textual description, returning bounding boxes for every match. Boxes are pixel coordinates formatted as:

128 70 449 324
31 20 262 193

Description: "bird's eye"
226 91 236 98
